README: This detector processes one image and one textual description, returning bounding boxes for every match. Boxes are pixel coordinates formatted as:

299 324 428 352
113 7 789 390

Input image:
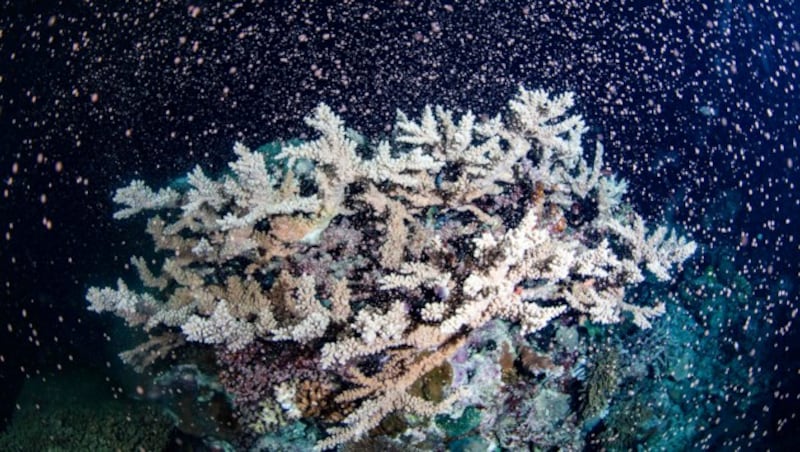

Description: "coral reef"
580 344 620 425
86 87 695 448
0 371 172 451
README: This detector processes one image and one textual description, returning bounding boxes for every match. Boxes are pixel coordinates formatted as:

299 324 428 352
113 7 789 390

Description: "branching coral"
86 87 695 449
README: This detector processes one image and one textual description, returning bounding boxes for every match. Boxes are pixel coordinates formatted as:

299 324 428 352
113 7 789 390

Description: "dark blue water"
1 1 798 450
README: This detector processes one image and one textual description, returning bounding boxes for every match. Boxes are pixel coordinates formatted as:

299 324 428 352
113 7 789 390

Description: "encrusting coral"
86 87 696 449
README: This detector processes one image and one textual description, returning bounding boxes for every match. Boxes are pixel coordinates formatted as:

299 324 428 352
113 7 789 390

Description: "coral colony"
86 87 695 449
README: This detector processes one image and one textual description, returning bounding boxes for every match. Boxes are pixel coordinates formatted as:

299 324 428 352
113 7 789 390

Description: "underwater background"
1 0 798 450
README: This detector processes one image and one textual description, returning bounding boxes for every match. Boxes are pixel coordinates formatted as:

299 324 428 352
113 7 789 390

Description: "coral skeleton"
87 87 695 449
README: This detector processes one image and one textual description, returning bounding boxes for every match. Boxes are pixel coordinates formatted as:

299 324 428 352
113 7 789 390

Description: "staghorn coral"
86 87 695 449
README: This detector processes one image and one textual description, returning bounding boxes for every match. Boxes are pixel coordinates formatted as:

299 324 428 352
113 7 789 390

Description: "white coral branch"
86 279 159 327
395 105 441 146
605 214 697 281
183 165 226 213
509 87 587 169
181 300 255 351
217 142 319 230
112 180 179 219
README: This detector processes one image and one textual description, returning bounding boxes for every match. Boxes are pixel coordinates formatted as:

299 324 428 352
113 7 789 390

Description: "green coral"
580 345 620 423
600 397 657 450
448 435 490 452
435 406 482 438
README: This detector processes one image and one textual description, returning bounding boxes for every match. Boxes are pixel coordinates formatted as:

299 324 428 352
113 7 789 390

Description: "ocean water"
0 1 798 450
